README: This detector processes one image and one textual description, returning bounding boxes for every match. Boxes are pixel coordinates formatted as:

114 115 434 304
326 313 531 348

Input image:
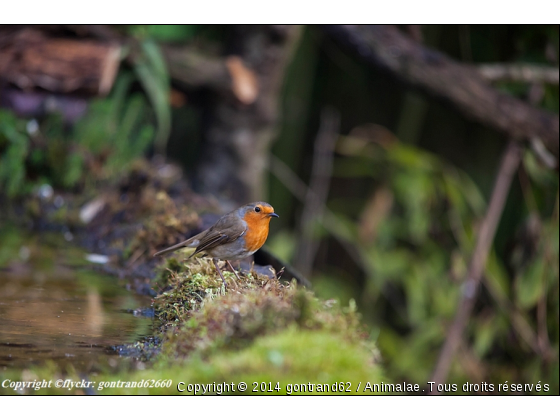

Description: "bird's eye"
254 206 261 213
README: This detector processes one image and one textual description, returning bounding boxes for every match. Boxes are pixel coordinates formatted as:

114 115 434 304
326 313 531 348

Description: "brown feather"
190 233 229 258
153 212 247 258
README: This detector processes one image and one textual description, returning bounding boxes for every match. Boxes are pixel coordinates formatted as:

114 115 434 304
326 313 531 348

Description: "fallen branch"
162 45 231 91
0 27 121 95
323 25 559 159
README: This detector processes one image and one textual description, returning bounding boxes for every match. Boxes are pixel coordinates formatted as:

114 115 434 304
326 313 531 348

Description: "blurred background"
0 25 558 391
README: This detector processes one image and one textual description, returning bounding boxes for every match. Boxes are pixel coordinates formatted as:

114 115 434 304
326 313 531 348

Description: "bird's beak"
268 212 279 218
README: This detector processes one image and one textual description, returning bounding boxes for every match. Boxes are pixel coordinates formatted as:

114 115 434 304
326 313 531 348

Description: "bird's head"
242 202 279 225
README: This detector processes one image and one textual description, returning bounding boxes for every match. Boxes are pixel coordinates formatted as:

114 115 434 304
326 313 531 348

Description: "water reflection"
0 230 153 372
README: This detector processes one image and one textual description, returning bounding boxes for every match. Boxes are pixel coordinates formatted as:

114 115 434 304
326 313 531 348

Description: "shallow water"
0 228 153 372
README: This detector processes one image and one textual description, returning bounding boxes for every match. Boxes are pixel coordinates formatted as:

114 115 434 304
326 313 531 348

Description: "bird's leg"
213 258 228 290
225 260 240 288
226 260 242 282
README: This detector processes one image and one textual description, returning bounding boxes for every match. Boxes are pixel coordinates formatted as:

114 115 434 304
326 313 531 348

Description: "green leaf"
63 153 84 188
523 149 557 187
473 315 499 357
0 115 29 197
134 39 171 155
485 252 511 300
147 25 198 43
515 257 546 309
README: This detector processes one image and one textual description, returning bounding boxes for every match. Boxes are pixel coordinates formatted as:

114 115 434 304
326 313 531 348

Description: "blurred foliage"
265 25 559 393
145 25 198 43
0 73 154 198
0 110 29 196
132 39 171 154
126 24 208 44
0 27 179 198
270 135 558 393
340 140 557 391
71 73 155 179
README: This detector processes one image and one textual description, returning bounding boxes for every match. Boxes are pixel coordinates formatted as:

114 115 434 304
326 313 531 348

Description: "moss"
177 327 385 395
153 255 227 327
125 189 201 262
99 328 384 395
149 255 383 391
154 254 366 343
161 276 371 357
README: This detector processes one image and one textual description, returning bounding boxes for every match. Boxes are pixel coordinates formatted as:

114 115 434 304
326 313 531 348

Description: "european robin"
153 202 279 288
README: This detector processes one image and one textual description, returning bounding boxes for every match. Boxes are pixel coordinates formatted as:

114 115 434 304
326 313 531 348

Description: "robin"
153 202 279 288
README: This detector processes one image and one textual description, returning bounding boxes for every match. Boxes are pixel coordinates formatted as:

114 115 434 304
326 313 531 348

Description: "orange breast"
243 213 271 253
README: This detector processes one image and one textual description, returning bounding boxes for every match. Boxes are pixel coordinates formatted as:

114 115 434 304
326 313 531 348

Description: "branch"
0 28 121 96
268 155 367 270
163 45 264 106
478 64 559 85
270 155 411 324
323 25 559 159
429 141 523 393
161 45 231 91
294 107 340 277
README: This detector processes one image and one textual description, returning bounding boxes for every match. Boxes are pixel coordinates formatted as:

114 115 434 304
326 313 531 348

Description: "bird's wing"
189 232 230 257
190 223 247 258
153 210 247 258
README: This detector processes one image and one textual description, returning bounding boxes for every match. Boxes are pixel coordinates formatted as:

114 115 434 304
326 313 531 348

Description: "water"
0 228 153 372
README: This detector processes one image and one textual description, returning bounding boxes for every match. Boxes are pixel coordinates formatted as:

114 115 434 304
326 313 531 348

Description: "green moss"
125 190 200 264
178 327 384 395
102 328 383 395
0 226 26 268
153 255 229 328
153 254 373 358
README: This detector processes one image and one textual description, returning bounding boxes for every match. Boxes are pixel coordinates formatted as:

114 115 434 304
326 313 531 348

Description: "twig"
536 194 558 361
478 64 559 85
429 141 523 393
268 155 366 270
268 155 411 323
530 137 557 169
484 277 547 358
537 295 552 359
294 107 340 276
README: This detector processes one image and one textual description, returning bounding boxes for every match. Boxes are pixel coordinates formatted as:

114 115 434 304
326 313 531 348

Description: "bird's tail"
153 239 195 258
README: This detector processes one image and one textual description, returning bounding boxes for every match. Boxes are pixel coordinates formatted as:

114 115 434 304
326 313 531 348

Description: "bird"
153 202 279 288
